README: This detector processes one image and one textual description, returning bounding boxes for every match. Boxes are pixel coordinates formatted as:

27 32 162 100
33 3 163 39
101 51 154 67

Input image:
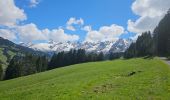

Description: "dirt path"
159 57 170 66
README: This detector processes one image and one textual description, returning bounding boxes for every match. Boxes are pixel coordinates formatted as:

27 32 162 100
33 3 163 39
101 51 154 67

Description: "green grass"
0 58 170 100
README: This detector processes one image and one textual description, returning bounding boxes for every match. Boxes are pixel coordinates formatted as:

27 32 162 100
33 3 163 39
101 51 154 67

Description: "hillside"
0 58 170 99
0 37 45 69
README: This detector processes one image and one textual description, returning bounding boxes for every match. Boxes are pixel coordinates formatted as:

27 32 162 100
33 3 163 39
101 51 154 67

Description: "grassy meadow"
0 58 170 99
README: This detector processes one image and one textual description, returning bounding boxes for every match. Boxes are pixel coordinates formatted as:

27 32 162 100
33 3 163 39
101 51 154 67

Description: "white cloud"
16 23 79 43
17 23 47 42
128 0 170 34
0 29 16 41
85 24 125 42
49 28 79 42
0 0 27 26
66 17 84 31
30 0 40 8
82 25 92 32
66 25 76 31
0 0 79 43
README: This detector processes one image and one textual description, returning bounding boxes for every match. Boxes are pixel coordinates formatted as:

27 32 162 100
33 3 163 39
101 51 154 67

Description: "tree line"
5 54 48 80
3 49 106 80
48 49 104 70
124 9 170 58
2 48 123 80
124 31 153 58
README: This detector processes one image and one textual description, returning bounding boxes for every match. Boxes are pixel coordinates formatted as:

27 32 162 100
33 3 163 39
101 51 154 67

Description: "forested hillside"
124 10 170 58
0 37 46 80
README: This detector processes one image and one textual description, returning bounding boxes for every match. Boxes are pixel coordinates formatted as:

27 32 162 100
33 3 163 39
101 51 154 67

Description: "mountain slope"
109 39 132 53
0 58 169 99
0 37 44 69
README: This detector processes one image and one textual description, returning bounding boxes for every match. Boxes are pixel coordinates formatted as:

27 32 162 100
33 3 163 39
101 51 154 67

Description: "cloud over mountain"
85 24 125 42
0 29 16 40
17 23 79 43
0 0 80 43
128 0 170 35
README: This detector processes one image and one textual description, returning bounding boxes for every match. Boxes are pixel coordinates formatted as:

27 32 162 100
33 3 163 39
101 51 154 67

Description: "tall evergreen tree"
48 53 58 70
135 31 153 57
41 56 48 71
0 63 3 80
36 56 48 72
5 57 21 80
77 49 86 63
153 9 170 56
109 52 123 60
124 31 154 58
97 52 104 61
124 43 136 58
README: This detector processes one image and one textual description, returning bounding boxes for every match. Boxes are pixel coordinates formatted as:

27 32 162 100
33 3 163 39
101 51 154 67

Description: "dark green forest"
124 10 170 58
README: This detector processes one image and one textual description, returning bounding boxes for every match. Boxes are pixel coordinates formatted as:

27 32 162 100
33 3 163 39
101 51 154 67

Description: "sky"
0 0 170 44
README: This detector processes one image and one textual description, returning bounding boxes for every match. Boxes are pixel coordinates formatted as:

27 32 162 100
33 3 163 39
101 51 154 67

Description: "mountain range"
21 38 133 54
0 37 132 70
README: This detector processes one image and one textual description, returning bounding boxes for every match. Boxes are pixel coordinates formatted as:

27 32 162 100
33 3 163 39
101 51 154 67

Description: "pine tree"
153 9 170 56
41 56 48 71
124 31 154 58
97 52 104 61
124 43 136 58
36 56 48 72
36 56 42 72
0 63 3 80
5 57 21 80
109 52 122 60
135 31 153 57
77 49 86 63
48 53 57 70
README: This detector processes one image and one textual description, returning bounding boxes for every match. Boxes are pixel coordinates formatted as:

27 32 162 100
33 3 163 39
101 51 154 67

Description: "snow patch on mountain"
20 39 132 53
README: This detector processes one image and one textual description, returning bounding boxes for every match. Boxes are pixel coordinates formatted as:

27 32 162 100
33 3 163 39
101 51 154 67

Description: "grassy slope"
0 58 170 100
0 47 16 69
0 48 7 69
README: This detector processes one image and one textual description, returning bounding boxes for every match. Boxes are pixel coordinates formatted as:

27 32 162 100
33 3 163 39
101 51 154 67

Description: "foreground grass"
0 58 170 100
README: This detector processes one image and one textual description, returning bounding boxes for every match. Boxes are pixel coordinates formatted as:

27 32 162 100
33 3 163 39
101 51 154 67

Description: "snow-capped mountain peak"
20 39 132 54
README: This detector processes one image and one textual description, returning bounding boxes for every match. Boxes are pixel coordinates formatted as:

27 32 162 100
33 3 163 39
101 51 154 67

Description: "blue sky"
15 0 136 41
16 0 135 28
0 0 169 43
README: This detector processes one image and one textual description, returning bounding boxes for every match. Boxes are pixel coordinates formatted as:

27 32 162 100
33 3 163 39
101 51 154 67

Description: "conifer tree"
0 63 3 80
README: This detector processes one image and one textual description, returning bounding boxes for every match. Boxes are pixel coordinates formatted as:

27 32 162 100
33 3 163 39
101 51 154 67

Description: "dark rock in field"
127 70 143 77
128 71 136 76
138 71 142 73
